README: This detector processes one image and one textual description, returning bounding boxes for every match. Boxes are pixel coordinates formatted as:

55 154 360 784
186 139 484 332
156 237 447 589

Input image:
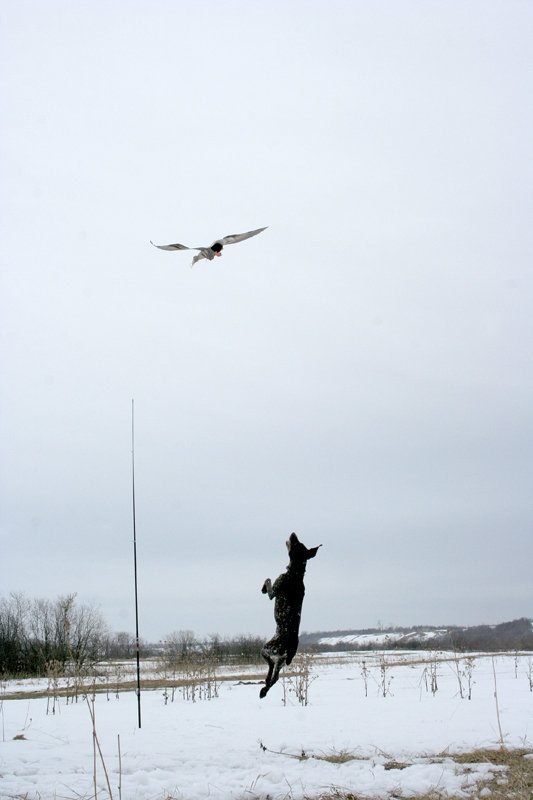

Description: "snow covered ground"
1 652 532 800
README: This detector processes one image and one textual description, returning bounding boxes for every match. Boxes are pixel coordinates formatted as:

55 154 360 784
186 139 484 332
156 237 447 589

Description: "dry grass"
450 747 533 799
382 760 410 771
79 748 533 800
315 749 362 765
1 672 268 701
313 747 533 799
231 746 533 800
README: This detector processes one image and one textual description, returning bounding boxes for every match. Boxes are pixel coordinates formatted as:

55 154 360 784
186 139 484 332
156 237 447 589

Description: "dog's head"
286 532 322 564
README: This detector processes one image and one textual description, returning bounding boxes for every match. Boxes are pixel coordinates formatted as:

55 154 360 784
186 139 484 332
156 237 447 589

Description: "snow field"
1 653 532 800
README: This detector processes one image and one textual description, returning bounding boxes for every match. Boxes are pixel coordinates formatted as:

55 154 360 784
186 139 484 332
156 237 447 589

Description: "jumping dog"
260 532 321 698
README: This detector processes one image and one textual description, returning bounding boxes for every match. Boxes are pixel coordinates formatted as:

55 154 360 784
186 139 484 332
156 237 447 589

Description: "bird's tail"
191 252 206 268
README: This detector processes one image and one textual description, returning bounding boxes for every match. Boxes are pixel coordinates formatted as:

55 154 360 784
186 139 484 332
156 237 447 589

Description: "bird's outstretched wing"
218 227 268 246
150 227 267 267
150 240 205 252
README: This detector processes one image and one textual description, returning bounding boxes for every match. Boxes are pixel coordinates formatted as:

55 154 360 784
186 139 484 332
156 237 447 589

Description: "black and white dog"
260 533 321 698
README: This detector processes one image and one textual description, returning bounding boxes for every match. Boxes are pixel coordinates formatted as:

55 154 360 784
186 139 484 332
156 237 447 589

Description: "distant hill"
300 618 533 652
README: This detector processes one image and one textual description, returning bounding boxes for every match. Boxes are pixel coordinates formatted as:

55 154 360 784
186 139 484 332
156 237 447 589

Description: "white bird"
150 226 268 267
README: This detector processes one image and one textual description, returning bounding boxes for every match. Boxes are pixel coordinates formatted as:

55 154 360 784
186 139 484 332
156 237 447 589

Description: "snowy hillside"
318 630 447 647
302 618 533 651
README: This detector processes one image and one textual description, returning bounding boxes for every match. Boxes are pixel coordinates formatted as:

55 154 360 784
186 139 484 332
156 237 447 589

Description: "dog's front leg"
261 578 275 599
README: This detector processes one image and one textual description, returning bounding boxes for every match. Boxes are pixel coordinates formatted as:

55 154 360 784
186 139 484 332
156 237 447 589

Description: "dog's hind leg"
260 650 286 698
269 654 286 690
260 676 272 698
260 649 275 698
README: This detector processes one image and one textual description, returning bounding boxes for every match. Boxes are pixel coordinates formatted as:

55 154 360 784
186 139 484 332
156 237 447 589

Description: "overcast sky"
1 1 532 642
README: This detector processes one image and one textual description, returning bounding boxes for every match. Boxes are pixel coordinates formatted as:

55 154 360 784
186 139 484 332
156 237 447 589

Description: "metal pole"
132 399 142 728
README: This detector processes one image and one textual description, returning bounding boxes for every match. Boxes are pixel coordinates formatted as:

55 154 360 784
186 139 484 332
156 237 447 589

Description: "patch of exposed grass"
259 743 369 764
241 747 533 800
451 747 533 799
1 671 270 701
315 749 360 764
313 750 412 769
382 760 410 771
315 747 533 799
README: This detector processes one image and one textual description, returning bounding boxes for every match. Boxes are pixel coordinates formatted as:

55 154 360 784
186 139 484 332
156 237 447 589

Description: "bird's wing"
151 240 192 252
219 227 268 246
150 240 209 252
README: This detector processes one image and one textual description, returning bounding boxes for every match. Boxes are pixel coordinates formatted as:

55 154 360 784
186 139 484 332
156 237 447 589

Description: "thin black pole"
132 399 142 728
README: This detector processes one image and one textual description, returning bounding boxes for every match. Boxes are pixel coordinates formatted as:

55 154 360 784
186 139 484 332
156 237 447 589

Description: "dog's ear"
286 532 299 551
306 544 322 559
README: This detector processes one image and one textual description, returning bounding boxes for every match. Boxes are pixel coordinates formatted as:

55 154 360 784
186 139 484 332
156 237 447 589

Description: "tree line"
158 629 266 668
5 591 529 679
0 593 266 677
0 592 159 676
0 592 110 676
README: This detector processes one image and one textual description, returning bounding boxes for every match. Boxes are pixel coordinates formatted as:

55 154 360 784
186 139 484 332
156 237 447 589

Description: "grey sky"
1 1 532 641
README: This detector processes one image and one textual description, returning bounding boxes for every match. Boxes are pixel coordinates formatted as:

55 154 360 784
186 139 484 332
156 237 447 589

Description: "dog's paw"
259 685 268 698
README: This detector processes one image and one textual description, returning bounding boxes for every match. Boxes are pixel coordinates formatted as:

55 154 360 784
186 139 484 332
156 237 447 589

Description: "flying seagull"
150 226 268 266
